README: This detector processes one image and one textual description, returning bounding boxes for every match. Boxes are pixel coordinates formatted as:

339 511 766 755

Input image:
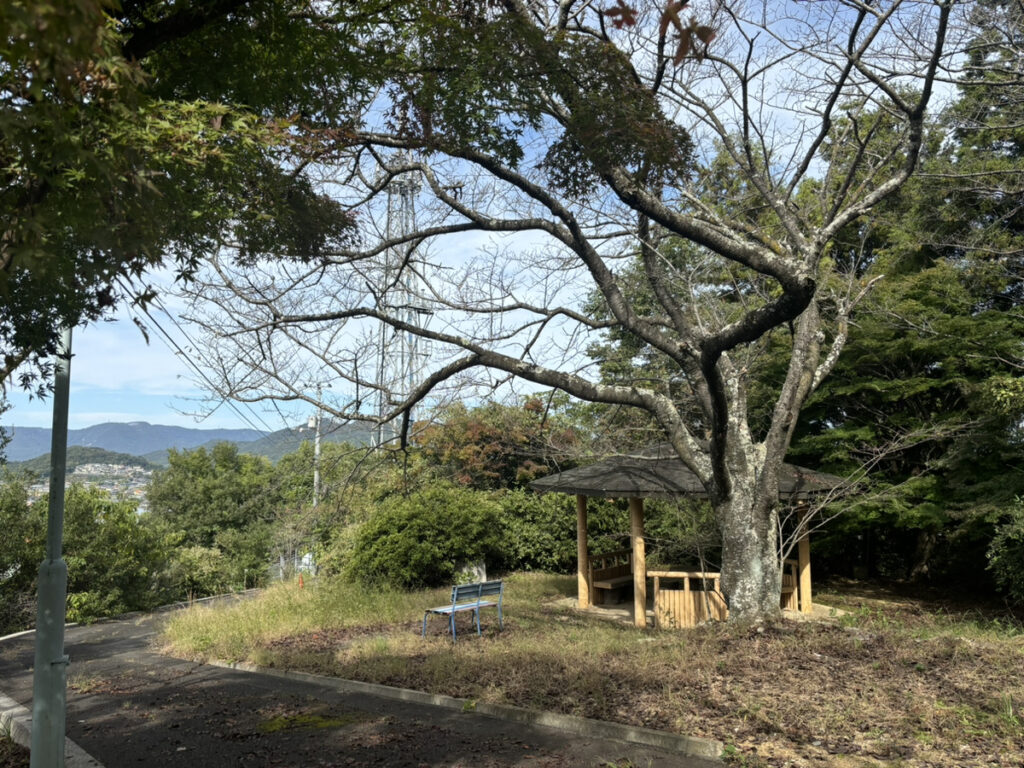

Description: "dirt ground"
0 736 28 768
6 582 1022 768
231 583 1024 768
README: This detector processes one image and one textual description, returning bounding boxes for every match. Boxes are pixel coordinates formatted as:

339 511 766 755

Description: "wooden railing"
589 549 633 604
648 571 728 628
650 560 805 628
780 558 800 611
590 549 632 581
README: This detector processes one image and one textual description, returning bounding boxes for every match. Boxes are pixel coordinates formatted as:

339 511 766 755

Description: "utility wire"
117 278 284 436
117 276 384 508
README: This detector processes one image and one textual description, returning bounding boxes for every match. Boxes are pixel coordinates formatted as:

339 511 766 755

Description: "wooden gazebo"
530 445 844 628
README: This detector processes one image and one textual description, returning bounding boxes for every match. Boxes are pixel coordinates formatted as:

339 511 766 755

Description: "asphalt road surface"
0 611 719 767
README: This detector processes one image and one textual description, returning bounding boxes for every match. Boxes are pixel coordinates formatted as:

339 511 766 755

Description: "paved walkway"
0 612 720 767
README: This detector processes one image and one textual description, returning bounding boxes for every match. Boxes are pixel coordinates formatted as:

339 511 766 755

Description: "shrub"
315 520 361 578
495 490 578 573
989 501 1024 604
162 545 232 601
494 490 628 574
345 484 502 588
0 474 43 634
62 485 166 621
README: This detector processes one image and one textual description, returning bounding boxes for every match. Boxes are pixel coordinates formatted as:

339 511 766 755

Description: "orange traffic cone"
299 573 305 588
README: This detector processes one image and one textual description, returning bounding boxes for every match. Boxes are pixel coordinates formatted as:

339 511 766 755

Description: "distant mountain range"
140 421 374 464
3 422 265 463
2 420 374 466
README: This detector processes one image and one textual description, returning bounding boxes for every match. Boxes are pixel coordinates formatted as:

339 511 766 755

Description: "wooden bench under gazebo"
530 444 843 629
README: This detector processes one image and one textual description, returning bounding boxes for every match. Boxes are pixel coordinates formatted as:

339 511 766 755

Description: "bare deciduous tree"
180 0 963 622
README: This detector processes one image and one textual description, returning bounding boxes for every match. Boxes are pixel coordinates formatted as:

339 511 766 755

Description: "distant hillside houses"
27 462 153 513
71 462 151 479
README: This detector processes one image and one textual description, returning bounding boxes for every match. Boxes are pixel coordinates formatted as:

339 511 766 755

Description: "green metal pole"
313 384 321 510
30 326 72 768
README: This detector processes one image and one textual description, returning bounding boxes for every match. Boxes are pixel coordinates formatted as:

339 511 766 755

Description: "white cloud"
69 312 197 396
3 289 263 430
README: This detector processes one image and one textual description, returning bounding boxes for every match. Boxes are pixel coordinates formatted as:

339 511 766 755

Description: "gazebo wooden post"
797 505 813 614
629 497 647 628
576 495 591 609
530 447 842 628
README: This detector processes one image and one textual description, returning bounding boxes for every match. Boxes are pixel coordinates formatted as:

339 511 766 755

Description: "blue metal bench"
422 580 504 641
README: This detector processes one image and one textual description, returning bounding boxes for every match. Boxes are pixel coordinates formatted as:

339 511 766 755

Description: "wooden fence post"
798 506 813 614
576 495 591 609
629 498 646 628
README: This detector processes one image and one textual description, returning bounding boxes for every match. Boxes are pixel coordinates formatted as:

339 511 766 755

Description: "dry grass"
162 574 1024 767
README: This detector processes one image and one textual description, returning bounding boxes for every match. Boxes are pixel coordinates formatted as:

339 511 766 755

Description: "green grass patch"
163 575 1024 768
162 577 442 660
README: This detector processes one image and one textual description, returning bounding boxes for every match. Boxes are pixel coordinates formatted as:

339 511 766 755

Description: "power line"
117 278 284 437
118 278 420 535
118 277 381 505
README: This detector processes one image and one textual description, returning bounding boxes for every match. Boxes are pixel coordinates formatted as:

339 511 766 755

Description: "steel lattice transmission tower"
376 157 431 445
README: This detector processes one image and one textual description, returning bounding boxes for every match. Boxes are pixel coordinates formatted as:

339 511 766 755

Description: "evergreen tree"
147 443 278 590
787 0 1024 587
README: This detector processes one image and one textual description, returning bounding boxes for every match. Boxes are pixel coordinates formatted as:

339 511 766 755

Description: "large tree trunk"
718 481 782 623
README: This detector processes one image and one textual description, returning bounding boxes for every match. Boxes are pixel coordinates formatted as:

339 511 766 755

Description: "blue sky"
3 304 293 433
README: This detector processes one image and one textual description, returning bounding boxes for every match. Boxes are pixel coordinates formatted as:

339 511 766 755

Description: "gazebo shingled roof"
529 443 845 500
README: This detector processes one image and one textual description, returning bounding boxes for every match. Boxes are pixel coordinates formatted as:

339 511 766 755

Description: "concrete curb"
0 629 38 644
0 692 103 768
209 659 723 761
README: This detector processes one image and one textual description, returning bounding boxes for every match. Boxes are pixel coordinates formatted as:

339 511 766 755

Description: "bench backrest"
451 579 503 607
590 549 632 581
